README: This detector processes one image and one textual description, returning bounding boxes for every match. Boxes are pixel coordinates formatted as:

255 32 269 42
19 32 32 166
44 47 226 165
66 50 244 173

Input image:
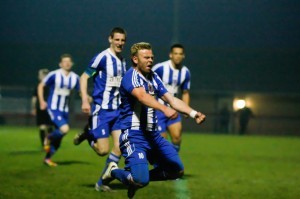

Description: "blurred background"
0 0 299 135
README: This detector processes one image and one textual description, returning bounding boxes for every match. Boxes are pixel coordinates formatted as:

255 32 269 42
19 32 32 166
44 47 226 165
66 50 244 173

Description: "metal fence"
1 86 300 136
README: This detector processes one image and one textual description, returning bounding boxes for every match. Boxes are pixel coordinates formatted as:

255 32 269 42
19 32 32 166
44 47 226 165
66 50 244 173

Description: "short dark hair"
170 43 184 52
39 68 49 75
110 27 127 38
60 53 73 62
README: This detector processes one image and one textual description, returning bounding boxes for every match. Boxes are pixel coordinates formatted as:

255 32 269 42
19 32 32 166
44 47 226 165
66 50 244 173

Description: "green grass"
0 126 300 199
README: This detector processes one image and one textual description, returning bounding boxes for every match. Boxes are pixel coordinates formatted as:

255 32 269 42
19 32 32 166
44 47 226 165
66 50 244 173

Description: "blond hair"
130 42 152 57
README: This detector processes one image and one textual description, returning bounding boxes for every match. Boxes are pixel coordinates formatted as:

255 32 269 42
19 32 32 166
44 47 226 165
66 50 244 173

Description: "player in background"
152 44 190 152
101 42 205 198
38 54 80 167
74 27 127 191
31 69 53 148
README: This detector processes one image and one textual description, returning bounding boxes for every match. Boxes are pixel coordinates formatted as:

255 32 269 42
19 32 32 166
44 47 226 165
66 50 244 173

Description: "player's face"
133 49 154 75
109 33 126 54
169 47 185 66
59 57 73 72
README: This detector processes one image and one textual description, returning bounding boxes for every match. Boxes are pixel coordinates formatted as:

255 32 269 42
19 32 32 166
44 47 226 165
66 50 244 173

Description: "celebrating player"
74 27 127 191
31 68 53 148
101 42 205 198
38 54 80 167
152 44 191 152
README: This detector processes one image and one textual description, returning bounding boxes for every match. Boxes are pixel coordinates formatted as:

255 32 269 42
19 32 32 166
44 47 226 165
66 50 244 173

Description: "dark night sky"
0 0 299 93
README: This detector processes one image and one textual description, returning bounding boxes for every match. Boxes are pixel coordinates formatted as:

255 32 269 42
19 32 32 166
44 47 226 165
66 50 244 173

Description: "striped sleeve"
74 75 80 91
181 68 191 90
154 73 168 98
43 71 56 86
85 52 106 77
152 64 162 75
122 69 143 94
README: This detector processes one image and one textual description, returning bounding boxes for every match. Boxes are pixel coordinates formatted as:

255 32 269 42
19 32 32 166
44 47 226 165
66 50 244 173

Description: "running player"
31 69 53 147
74 27 127 191
101 42 205 198
152 44 190 152
38 54 80 167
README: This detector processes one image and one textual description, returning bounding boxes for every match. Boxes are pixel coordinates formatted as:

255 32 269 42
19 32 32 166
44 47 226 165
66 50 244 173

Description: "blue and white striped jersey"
152 60 191 96
43 68 80 112
86 48 126 110
118 67 168 132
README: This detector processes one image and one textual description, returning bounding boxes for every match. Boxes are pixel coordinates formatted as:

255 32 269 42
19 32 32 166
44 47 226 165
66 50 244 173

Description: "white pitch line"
174 178 190 199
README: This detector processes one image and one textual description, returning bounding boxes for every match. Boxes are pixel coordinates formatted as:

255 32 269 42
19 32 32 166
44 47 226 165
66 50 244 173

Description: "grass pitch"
0 126 299 199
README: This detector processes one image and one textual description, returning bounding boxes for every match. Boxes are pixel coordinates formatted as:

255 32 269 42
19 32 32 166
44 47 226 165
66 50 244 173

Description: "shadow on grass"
82 183 127 190
182 173 196 179
9 150 42 155
55 160 91 165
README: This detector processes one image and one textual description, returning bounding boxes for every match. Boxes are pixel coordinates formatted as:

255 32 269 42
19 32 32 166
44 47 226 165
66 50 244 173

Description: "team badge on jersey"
148 84 155 95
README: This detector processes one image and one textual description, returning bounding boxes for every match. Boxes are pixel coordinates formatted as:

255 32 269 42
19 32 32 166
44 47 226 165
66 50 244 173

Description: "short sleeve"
181 69 191 91
122 69 144 94
74 76 80 91
154 73 168 98
43 72 55 86
152 64 163 78
85 53 106 77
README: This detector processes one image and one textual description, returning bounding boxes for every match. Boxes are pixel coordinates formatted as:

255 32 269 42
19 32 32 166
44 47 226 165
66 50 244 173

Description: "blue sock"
106 153 121 164
111 169 132 186
97 152 121 186
172 143 180 152
45 129 64 159
53 135 64 150
49 129 64 140
45 145 56 159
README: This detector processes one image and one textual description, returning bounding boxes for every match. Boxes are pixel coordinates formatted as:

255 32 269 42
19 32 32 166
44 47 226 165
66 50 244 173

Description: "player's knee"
132 174 149 187
94 146 109 156
60 125 69 134
130 163 149 187
171 135 181 144
39 125 47 130
94 139 109 156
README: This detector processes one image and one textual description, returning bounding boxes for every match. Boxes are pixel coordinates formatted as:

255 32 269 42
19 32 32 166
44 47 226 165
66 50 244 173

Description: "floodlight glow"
235 99 246 109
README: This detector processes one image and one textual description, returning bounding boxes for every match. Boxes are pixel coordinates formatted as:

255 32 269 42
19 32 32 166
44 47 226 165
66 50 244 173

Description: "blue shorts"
156 110 182 134
89 103 120 140
47 109 69 128
119 129 184 172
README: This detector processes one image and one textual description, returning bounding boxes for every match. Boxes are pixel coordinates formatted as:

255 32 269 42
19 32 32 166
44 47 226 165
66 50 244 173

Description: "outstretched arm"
131 87 178 119
161 92 205 124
